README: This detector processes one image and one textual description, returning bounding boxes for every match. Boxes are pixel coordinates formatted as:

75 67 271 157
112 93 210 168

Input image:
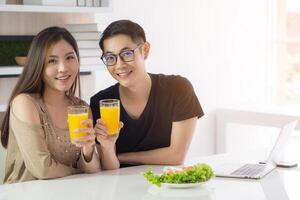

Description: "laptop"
214 120 298 179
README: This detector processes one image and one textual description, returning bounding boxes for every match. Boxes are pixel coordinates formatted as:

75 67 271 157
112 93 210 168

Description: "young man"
91 20 204 167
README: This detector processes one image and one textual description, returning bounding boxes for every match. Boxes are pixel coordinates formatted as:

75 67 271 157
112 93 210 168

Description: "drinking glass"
99 99 120 136
67 105 89 141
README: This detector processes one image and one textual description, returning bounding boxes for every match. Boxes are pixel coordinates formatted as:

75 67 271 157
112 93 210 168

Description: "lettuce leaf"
142 163 214 187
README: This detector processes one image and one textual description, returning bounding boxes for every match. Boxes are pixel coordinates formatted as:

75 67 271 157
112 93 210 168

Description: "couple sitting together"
0 20 203 184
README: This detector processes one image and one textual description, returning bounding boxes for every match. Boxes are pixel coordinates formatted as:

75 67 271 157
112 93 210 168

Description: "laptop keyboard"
231 164 266 177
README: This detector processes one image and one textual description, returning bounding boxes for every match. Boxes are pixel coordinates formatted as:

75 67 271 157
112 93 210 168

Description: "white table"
0 154 299 200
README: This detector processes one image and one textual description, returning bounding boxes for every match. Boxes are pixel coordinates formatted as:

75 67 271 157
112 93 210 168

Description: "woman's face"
102 34 148 88
43 39 79 94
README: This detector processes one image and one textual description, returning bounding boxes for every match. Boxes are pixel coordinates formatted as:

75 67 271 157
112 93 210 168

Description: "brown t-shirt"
90 73 204 166
3 94 100 184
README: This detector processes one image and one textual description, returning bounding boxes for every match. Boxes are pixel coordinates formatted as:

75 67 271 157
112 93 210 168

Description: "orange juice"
100 106 120 136
68 108 89 141
100 99 120 136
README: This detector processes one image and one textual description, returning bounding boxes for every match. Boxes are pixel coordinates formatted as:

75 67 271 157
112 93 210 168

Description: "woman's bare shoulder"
11 93 40 124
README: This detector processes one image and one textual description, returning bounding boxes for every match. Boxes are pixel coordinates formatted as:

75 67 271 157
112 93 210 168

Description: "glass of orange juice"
67 105 89 141
99 99 120 136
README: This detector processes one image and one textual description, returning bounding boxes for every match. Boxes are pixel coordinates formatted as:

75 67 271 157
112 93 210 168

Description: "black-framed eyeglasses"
101 44 144 66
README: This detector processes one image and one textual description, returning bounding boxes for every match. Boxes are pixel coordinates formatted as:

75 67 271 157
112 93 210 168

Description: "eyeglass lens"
102 44 142 66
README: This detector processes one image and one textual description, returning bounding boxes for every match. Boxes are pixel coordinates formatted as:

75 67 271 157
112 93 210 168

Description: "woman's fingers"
72 126 96 147
74 125 95 135
72 134 95 142
73 141 94 148
80 119 93 127
72 134 95 147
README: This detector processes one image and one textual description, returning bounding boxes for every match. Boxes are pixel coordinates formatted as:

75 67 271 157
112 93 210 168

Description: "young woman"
0 27 117 184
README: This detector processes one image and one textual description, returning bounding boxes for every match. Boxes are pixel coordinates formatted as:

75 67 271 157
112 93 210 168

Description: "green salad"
142 163 214 187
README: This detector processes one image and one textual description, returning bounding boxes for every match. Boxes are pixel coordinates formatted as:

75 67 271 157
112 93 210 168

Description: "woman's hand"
94 119 123 150
72 119 96 161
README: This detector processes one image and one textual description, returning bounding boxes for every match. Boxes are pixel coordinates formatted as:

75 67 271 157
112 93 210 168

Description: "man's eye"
120 51 133 58
105 55 115 61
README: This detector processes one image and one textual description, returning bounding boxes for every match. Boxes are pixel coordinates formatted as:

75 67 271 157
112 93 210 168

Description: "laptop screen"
265 120 297 164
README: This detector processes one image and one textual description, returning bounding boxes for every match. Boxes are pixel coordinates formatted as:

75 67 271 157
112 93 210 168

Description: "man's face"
102 34 148 88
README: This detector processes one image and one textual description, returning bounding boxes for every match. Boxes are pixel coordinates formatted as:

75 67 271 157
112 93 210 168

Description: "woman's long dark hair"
1 26 81 148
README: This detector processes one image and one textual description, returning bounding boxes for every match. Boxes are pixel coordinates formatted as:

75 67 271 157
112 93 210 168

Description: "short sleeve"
172 77 204 122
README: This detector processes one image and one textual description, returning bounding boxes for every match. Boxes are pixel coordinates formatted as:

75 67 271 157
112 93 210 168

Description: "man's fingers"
119 121 124 129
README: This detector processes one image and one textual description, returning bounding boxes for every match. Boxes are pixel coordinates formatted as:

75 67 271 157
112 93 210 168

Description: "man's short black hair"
99 20 146 51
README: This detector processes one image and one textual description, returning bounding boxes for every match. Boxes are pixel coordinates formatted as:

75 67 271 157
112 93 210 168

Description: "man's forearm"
97 145 120 170
118 147 186 165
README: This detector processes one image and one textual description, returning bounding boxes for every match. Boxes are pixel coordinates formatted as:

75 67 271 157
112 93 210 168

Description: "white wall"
94 0 276 158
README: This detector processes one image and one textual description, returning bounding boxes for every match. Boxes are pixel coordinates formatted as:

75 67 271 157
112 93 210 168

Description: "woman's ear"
143 42 150 59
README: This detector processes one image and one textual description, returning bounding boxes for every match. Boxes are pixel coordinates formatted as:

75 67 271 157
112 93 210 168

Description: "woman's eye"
48 59 57 64
66 55 75 60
